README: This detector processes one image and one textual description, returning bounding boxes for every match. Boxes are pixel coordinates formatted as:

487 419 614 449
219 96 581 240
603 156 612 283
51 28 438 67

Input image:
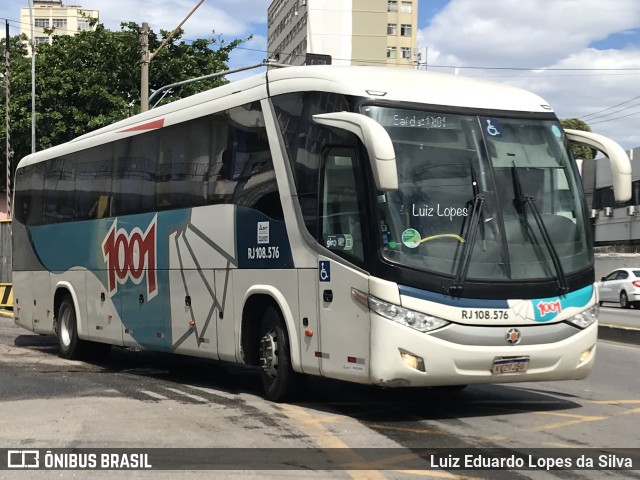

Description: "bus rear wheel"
56 295 87 359
258 306 298 402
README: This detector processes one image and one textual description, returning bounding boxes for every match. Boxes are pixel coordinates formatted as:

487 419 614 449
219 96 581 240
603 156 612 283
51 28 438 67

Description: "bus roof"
266 65 553 113
17 65 554 168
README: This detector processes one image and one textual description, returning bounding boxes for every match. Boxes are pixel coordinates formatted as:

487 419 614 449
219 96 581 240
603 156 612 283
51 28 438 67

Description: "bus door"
316 147 371 381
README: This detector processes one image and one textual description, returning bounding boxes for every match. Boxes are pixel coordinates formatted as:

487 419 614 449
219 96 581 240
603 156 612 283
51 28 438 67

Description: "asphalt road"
599 305 640 329
0 318 639 479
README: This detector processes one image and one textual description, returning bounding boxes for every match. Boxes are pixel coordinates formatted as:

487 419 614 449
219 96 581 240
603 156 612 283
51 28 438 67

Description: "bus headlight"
566 305 598 329
352 289 449 333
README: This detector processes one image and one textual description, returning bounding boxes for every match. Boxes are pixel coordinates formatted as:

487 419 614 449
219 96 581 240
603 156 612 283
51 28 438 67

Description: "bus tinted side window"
226 103 282 220
43 158 76 224
272 92 358 238
156 119 209 211
209 102 283 220
75 144 113 220
16 101 283 225
113 134 157 216
14 163 45 226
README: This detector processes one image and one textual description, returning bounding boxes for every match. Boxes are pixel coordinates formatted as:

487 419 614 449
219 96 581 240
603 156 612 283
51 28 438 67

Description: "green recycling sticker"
401 228 422 249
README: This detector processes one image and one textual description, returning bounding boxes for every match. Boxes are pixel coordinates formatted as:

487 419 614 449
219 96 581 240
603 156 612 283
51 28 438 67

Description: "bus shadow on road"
14 333 58 349
295 377 584 423
12 333 585 421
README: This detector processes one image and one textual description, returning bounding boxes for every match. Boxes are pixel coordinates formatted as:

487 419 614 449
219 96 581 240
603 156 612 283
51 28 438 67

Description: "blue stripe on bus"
398 285 510 308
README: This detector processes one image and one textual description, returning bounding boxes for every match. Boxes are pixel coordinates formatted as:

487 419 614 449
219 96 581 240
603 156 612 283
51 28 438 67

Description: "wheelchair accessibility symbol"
485 118 501 137
319 261 331 282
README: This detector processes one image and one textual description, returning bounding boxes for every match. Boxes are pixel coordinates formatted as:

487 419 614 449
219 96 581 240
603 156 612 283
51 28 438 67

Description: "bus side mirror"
312 112 398 191
565 129 632 203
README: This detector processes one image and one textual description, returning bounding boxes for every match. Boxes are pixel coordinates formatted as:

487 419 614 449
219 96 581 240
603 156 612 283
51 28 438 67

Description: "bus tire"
56 295 87 359
258 306 299 402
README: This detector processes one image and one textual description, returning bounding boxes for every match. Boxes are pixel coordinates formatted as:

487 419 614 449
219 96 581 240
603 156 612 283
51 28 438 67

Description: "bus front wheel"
258 306 298 402
56 296 86 359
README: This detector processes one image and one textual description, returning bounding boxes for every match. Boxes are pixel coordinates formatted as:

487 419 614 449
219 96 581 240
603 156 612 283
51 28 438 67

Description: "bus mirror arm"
312 112 398 191
565 129 632 203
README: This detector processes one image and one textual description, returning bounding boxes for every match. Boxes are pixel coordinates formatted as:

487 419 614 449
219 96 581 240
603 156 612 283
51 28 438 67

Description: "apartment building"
267 0 418 67
20 0 98 54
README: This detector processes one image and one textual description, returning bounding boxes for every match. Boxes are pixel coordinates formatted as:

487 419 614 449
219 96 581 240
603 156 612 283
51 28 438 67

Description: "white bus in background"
12 65 631 401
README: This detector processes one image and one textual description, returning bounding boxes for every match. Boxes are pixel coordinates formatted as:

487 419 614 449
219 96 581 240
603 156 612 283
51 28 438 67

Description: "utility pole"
139 0 205 112
5 20 11 218
27 0 36 153
140 22 150 112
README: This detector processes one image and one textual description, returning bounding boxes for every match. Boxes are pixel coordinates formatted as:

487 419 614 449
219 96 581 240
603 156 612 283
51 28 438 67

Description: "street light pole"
27 0 35 153
140 22 149 112
4 21 11 218
139 0 205 112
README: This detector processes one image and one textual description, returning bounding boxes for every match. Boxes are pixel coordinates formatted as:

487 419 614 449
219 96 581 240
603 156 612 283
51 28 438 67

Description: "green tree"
3 22 246 167
561 118 595 160
1 34 31 192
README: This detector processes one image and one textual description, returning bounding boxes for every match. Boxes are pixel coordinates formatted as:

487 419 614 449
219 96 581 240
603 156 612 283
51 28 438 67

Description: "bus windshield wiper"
511 164 569 294
448 166 484 295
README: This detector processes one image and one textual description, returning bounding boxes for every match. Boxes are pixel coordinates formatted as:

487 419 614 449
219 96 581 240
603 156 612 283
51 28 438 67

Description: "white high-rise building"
267 0 418 67
20 0 99 54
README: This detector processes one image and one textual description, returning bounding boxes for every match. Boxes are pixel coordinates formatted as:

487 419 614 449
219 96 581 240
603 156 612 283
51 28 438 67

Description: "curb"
0 309 13 319
598 325 640 346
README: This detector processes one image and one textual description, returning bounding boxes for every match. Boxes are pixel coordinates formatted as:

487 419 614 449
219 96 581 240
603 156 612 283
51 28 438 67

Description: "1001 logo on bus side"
102 215 158 300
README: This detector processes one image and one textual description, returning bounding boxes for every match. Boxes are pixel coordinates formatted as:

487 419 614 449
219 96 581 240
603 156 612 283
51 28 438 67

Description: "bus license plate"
491 357 530 374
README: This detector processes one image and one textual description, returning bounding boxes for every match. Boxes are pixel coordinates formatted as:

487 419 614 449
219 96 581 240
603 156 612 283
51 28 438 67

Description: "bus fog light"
400 350 425 372
579 346 594 366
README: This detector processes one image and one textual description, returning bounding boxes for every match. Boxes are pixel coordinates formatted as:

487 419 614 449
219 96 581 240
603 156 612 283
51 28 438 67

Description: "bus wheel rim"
60 308 72 347
259 329 279 378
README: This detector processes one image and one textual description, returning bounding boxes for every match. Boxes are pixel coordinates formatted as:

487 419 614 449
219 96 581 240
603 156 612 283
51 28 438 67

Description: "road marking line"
590 400 640 404
138 390 169 401
622 407 640 415
279 404 387 480
369 424 451 435
531 412 606 432
164 387 210 403
396 471 484 479
279 405 482 479
187 384 238 400
300 415 344 425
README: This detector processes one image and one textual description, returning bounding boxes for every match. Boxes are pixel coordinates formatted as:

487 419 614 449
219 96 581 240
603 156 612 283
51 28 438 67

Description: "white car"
597 268 640 309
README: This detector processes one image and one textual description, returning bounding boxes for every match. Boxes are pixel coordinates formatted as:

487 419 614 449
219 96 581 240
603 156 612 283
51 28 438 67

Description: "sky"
1 0 640 149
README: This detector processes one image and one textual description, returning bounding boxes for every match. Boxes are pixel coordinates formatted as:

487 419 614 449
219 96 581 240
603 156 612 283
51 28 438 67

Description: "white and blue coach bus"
12 66 631 401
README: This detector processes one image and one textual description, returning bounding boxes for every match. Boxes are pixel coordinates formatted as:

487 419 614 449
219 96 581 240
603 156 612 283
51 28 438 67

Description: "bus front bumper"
369 313 597 387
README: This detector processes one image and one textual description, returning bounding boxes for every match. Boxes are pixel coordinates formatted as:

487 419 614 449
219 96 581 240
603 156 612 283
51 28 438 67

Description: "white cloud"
420 0 640 149
424 0 640 67
80 0 269 39
77 1 269 72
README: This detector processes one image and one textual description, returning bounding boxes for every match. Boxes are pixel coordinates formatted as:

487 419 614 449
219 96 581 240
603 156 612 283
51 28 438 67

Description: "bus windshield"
363 106 591 284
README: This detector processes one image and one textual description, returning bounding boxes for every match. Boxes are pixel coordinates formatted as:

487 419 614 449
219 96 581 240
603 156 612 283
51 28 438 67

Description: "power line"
4 16 640 77
588 109 640 125
580 94 640 120
582 101 640 122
